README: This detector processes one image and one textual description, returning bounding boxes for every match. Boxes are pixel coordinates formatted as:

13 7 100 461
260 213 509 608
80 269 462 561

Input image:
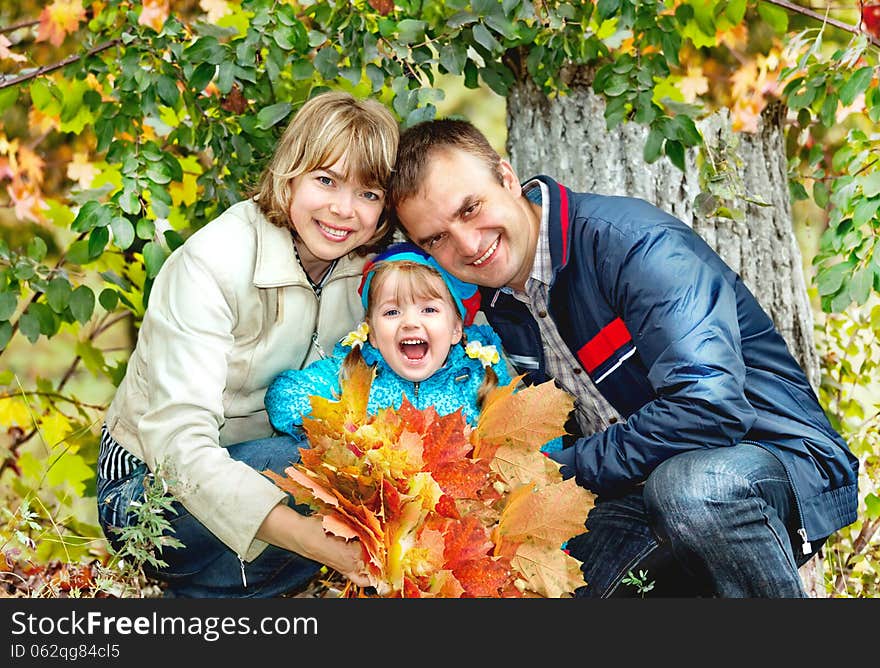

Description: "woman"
97 91 399 597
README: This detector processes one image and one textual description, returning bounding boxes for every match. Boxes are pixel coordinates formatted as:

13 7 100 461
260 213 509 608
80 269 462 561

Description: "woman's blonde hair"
341 260 498 408
250 91 399 253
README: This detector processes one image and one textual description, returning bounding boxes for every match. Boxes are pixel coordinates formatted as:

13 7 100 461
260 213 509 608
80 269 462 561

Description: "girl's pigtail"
476 365 498 411
340 345 366 385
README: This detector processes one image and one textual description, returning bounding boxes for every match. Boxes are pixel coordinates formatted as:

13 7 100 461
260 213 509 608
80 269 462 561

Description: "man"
387 119 859 598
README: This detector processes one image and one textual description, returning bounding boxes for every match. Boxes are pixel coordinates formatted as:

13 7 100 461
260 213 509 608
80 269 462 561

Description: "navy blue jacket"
481 175 859 544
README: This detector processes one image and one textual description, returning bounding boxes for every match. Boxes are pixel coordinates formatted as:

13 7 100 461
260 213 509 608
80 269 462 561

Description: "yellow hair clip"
342 321 370 348
465 340 499 368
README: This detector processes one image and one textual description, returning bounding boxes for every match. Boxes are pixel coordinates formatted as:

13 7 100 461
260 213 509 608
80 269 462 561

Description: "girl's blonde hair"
250 91 399 254
342 261 498 408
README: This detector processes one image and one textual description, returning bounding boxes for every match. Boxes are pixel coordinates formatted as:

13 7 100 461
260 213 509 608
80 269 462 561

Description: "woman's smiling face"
288 154 385 274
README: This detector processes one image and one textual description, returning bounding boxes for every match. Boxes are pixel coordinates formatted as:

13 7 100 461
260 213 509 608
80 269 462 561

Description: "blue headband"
358 242 481 325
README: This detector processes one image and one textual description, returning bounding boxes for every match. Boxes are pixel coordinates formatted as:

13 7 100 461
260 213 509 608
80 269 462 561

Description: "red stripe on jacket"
558 184 569 262
577 317 632 373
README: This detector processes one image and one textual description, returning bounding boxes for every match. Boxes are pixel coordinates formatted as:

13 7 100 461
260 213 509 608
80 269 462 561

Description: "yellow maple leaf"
510 542 585 598
473 379 573 458
491 440 561 489
678 66 709 104
0 397 32 429
15 146 45 186
0 34 26 63
138 0 170 32
36 0 87 47
67 152 99 189
200 0 231 22
495 478 594 549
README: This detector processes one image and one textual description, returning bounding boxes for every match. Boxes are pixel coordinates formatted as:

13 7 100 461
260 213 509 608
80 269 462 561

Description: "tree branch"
0 39 120 91
764 0 880 49
0 19 40 35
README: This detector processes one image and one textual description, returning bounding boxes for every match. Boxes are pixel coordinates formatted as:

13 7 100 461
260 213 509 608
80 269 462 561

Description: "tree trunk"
506 74 824 597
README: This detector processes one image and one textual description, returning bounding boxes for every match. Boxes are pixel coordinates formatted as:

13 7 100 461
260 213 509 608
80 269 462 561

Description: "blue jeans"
96 436 321 598
566 443 814 598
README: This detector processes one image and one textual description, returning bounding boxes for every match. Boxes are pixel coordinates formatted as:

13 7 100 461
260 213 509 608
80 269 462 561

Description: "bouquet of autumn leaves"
264 360 595 598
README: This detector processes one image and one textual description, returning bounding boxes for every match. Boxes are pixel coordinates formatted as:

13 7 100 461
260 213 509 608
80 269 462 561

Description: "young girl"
265 242 563 452
96 91 398 597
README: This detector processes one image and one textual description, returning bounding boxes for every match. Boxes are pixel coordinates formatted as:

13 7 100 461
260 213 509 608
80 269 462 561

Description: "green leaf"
0 87 18 114
440 40 468 75
757 2 788 34
789 181 809 201
27 237 47 262
156 75 180 107
0 291 18 321
119 187 142 216
143 241 168 279
665 139 685 171
397 19 428 44
29 302 56 336
66 240 92 266
99 288 119 312
725 0 747 24
472 23 501 53
0 321 12 350
314 47 340 79
865 493 880 521
852 197 880 226
479 66 511 96
813 181 829 208
672 115 701 146
110 216 136 250
643 128 664 163
163 229 185 251
69 285 96 324
189 62 217 92
72 201 112 232
46 278 72 314
839 67 873 107
256 102 293 130
816 261 853 296
850 266 873 306
861 171 880 199
89 226 110 258
597 0 621 21
19 312 40 343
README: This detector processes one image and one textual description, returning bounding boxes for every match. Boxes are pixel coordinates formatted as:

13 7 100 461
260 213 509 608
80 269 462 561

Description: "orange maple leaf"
473 378 573 459
36 0 86 47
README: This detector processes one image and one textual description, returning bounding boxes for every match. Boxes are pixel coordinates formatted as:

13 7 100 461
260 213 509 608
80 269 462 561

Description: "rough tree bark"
506 73 825 597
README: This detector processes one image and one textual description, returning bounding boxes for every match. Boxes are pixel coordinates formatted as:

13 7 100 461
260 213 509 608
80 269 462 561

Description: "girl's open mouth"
399 338 428 360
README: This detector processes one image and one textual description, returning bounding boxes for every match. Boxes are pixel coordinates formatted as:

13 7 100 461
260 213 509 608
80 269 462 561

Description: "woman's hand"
256 503 371 586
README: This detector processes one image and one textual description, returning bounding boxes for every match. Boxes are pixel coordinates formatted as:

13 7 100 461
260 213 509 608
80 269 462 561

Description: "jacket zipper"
742 440 811 555
238 554 247 588
310 290 327 360
413 382 420 403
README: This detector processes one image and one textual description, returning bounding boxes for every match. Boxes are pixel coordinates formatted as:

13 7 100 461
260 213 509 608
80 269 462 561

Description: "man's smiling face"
395 148 540 291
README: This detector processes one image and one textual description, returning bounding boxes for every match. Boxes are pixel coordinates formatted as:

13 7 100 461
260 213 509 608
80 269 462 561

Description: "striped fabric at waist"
98 423 143 480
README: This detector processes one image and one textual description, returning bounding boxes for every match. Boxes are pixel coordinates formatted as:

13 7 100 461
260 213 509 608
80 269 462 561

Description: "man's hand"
547 447 576 480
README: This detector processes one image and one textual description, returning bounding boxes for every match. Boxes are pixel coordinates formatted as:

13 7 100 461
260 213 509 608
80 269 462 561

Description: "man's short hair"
387 119 504 215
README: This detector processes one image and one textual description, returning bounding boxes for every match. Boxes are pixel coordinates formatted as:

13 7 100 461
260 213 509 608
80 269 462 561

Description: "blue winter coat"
265 324 563 452
480 175 859 546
